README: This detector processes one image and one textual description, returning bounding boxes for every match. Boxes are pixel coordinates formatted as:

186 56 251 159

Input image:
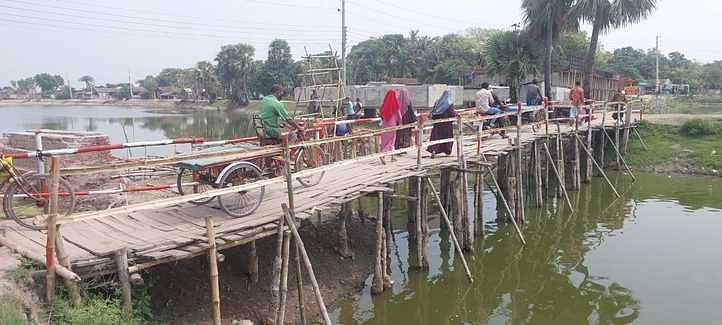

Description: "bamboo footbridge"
0 99 644 322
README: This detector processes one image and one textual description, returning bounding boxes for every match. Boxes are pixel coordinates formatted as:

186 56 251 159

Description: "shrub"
680 119 721 137
0 296 29 325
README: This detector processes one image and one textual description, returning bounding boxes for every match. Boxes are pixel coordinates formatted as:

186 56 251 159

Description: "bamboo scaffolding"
574 134 621 198
542 143 575 213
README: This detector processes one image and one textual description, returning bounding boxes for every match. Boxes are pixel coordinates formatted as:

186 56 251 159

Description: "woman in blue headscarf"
427 90 458 157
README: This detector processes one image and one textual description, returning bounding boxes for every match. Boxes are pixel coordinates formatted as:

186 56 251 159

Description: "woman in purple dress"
395 88 416 149
426 90 458 157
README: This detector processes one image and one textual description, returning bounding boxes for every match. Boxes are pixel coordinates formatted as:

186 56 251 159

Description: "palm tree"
522 0 578 100
578 0 656 96
484 31 542 102
79 75 95 98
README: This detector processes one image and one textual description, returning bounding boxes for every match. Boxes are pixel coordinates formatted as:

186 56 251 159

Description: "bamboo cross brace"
574 134 621 198
280 203 332 325
601 129 637 181
542 143 575 213
479 156 527 245
425 178 474 282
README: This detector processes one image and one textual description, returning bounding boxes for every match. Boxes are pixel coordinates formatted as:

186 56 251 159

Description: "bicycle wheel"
176 168 216 205
4 174 76 230
217 162 265 217
294 146 326 187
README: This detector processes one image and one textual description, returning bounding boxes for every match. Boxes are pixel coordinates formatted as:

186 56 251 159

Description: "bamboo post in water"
280 203 332 325
600 104 607 170
623 101 633 154
542 143 575 213
601 130 637 181
479 156 527 245
425 178 474 282
474 172 485 236
45 157 60 303
115 247 132 312
456 115 473 251
415 176 426 269
533 141 543 208
585 105 594 183
205 216 221 325
515 102 525 224
555 124 565 196
572 116 581 190
372 191 385 295
615 103 622 169
574 134 621 198
337 202 353 259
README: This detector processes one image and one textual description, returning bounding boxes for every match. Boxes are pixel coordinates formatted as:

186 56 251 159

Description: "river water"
0 105 253 158
333 173 722 325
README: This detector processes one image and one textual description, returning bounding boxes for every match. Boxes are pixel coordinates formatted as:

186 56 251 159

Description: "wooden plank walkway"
0 116 617 279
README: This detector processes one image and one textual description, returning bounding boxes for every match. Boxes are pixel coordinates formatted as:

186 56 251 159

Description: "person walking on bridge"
379 89 401 153
395 88 417 149
427 90 458 158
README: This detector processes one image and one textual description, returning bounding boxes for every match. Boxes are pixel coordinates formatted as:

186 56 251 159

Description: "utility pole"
128 70 133 99
655 35 660 94
66 74 73 99
341 0 347 86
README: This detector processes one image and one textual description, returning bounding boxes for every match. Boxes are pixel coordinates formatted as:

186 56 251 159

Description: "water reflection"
334 173 722 324
0 105 255 158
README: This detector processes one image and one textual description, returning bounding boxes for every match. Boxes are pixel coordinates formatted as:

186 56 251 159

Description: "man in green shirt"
259 84 303 142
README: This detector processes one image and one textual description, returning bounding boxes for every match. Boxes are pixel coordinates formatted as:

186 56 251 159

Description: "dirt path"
643 113 722 125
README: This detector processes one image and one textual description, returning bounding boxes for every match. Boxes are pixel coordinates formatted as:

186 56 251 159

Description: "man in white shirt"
475 82 495 114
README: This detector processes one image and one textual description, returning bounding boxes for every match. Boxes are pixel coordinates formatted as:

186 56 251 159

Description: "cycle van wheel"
294 146 326 187
177 168 216 205
217 162 265 217
4 174 76 231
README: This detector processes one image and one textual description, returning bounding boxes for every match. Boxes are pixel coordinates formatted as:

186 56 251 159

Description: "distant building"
0 87 18 100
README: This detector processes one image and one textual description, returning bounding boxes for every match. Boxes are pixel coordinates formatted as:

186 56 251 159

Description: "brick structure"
1 129 112 172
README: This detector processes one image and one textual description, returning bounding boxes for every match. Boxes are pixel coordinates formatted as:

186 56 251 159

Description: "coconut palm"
483 31 542 102
79 75 95 98
578 0 656 95
522 0 578 99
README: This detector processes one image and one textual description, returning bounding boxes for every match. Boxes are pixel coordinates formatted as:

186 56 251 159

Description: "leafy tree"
33 73 64 98
15 77 36 96
215 43 256 105
79 75 95 91
702 61 722 89
156 68 181 88
523 0 578 98
577 0 657 93
257 39 296 95
483 30 542 102
139 75 159 99
422 34 481 85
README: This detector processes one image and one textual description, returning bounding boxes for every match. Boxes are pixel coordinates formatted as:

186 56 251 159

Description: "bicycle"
176 123 329 218
1 156 76 230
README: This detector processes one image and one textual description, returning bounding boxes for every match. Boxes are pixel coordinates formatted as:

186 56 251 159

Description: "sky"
1 0 720 87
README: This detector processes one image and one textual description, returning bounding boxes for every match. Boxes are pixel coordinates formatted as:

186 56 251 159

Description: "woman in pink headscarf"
395 88 416 149
378 89 401 153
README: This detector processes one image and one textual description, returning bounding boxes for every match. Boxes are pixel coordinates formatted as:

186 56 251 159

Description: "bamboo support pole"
415 176 425 269
615 104 622 168
276 230 291 325
572 118 581 190
249 241 259 283
601 129 637 181
205 216 221 325
115 247 132 312
478 160 527 245
457 116 473 251
425 178 474 283
585 106 594 182
633 128 649 151
372 191 385 294
574 134 621 198
555 125 565 194
280 203 332 325
623 102 633 153
271 215 285 315
533 141 543 208
474 172 485 236
515 103 525 224
45 157 60 303
294 241 307 325
55 228 81 306
600 105 607 169
542 143 575 213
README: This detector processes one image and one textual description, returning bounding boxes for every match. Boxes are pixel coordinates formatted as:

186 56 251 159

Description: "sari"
379 90 401 152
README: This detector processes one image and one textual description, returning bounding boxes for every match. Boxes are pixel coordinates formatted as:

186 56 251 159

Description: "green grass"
7 257 40 281
50 286 156 325
625 120 722 173
0 296 29 325
666 95 722 114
